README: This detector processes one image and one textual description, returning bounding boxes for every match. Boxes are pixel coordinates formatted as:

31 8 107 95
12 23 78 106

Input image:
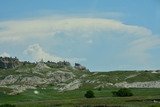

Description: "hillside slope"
0 57 160 95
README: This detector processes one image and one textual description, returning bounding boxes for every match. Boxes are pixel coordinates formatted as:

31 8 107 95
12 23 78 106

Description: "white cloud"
24 44 85 63
125 36 160 63
0 17 152 42
0 52 10 57
0 16 159 64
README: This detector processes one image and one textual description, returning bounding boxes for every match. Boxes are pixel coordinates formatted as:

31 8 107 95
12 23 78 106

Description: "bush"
97 87 102 91
112 88 133 97
0 104 16 107
84 90 95 98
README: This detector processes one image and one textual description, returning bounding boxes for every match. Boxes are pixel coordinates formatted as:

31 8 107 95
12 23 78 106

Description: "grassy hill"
0 57 160 107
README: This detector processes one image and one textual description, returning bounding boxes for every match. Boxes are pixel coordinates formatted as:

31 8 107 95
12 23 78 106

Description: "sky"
0 0 160 71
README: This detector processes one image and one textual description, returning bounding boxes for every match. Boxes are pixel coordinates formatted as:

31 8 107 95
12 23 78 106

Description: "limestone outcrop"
0 57 21 69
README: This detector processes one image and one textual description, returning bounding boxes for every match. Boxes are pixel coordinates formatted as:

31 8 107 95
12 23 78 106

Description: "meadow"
0 88 160 107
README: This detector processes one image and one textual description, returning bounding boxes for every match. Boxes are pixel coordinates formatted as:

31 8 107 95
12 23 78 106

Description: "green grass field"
0 88 160 107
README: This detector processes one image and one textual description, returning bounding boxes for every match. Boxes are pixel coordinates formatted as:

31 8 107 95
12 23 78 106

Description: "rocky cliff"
0 57 21 69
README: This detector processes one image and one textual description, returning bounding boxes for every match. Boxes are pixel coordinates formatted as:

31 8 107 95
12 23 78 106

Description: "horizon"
0 0 160 71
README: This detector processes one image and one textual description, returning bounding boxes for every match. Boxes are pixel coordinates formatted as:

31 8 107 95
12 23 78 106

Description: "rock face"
20 76 47 86
59 79 81 91
0 57 21 69
0 70 76 95
35 61 50 70
8 85 36 95
46 71 75 83
115 81 160 88
0 75 20 85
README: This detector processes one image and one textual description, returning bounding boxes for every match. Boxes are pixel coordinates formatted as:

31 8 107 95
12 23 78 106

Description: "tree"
84 90 95 98
112 88 133 97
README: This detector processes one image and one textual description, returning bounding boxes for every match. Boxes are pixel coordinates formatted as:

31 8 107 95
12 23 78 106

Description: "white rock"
115 81 160 88
0 75 21 85
59 79 81 91
20 76 47 85
46 71 75 83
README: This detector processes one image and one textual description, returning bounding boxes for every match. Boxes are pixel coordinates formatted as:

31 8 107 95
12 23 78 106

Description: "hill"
0 57 160 96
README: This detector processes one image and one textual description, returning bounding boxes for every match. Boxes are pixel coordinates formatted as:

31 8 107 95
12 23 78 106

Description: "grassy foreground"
0 88 160 107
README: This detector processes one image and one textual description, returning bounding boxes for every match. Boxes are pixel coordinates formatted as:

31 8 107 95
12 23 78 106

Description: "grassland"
0 88 160 107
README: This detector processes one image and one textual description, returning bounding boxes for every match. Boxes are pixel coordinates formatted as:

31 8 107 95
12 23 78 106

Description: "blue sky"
0 0 160 71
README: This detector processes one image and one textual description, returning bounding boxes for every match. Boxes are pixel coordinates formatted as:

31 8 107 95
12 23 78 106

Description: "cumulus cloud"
24 44 85 63
0 52 10 57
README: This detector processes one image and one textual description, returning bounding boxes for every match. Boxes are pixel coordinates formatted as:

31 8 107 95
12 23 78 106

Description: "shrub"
112 88 133 97
84 90 95 98
97 87 102 91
